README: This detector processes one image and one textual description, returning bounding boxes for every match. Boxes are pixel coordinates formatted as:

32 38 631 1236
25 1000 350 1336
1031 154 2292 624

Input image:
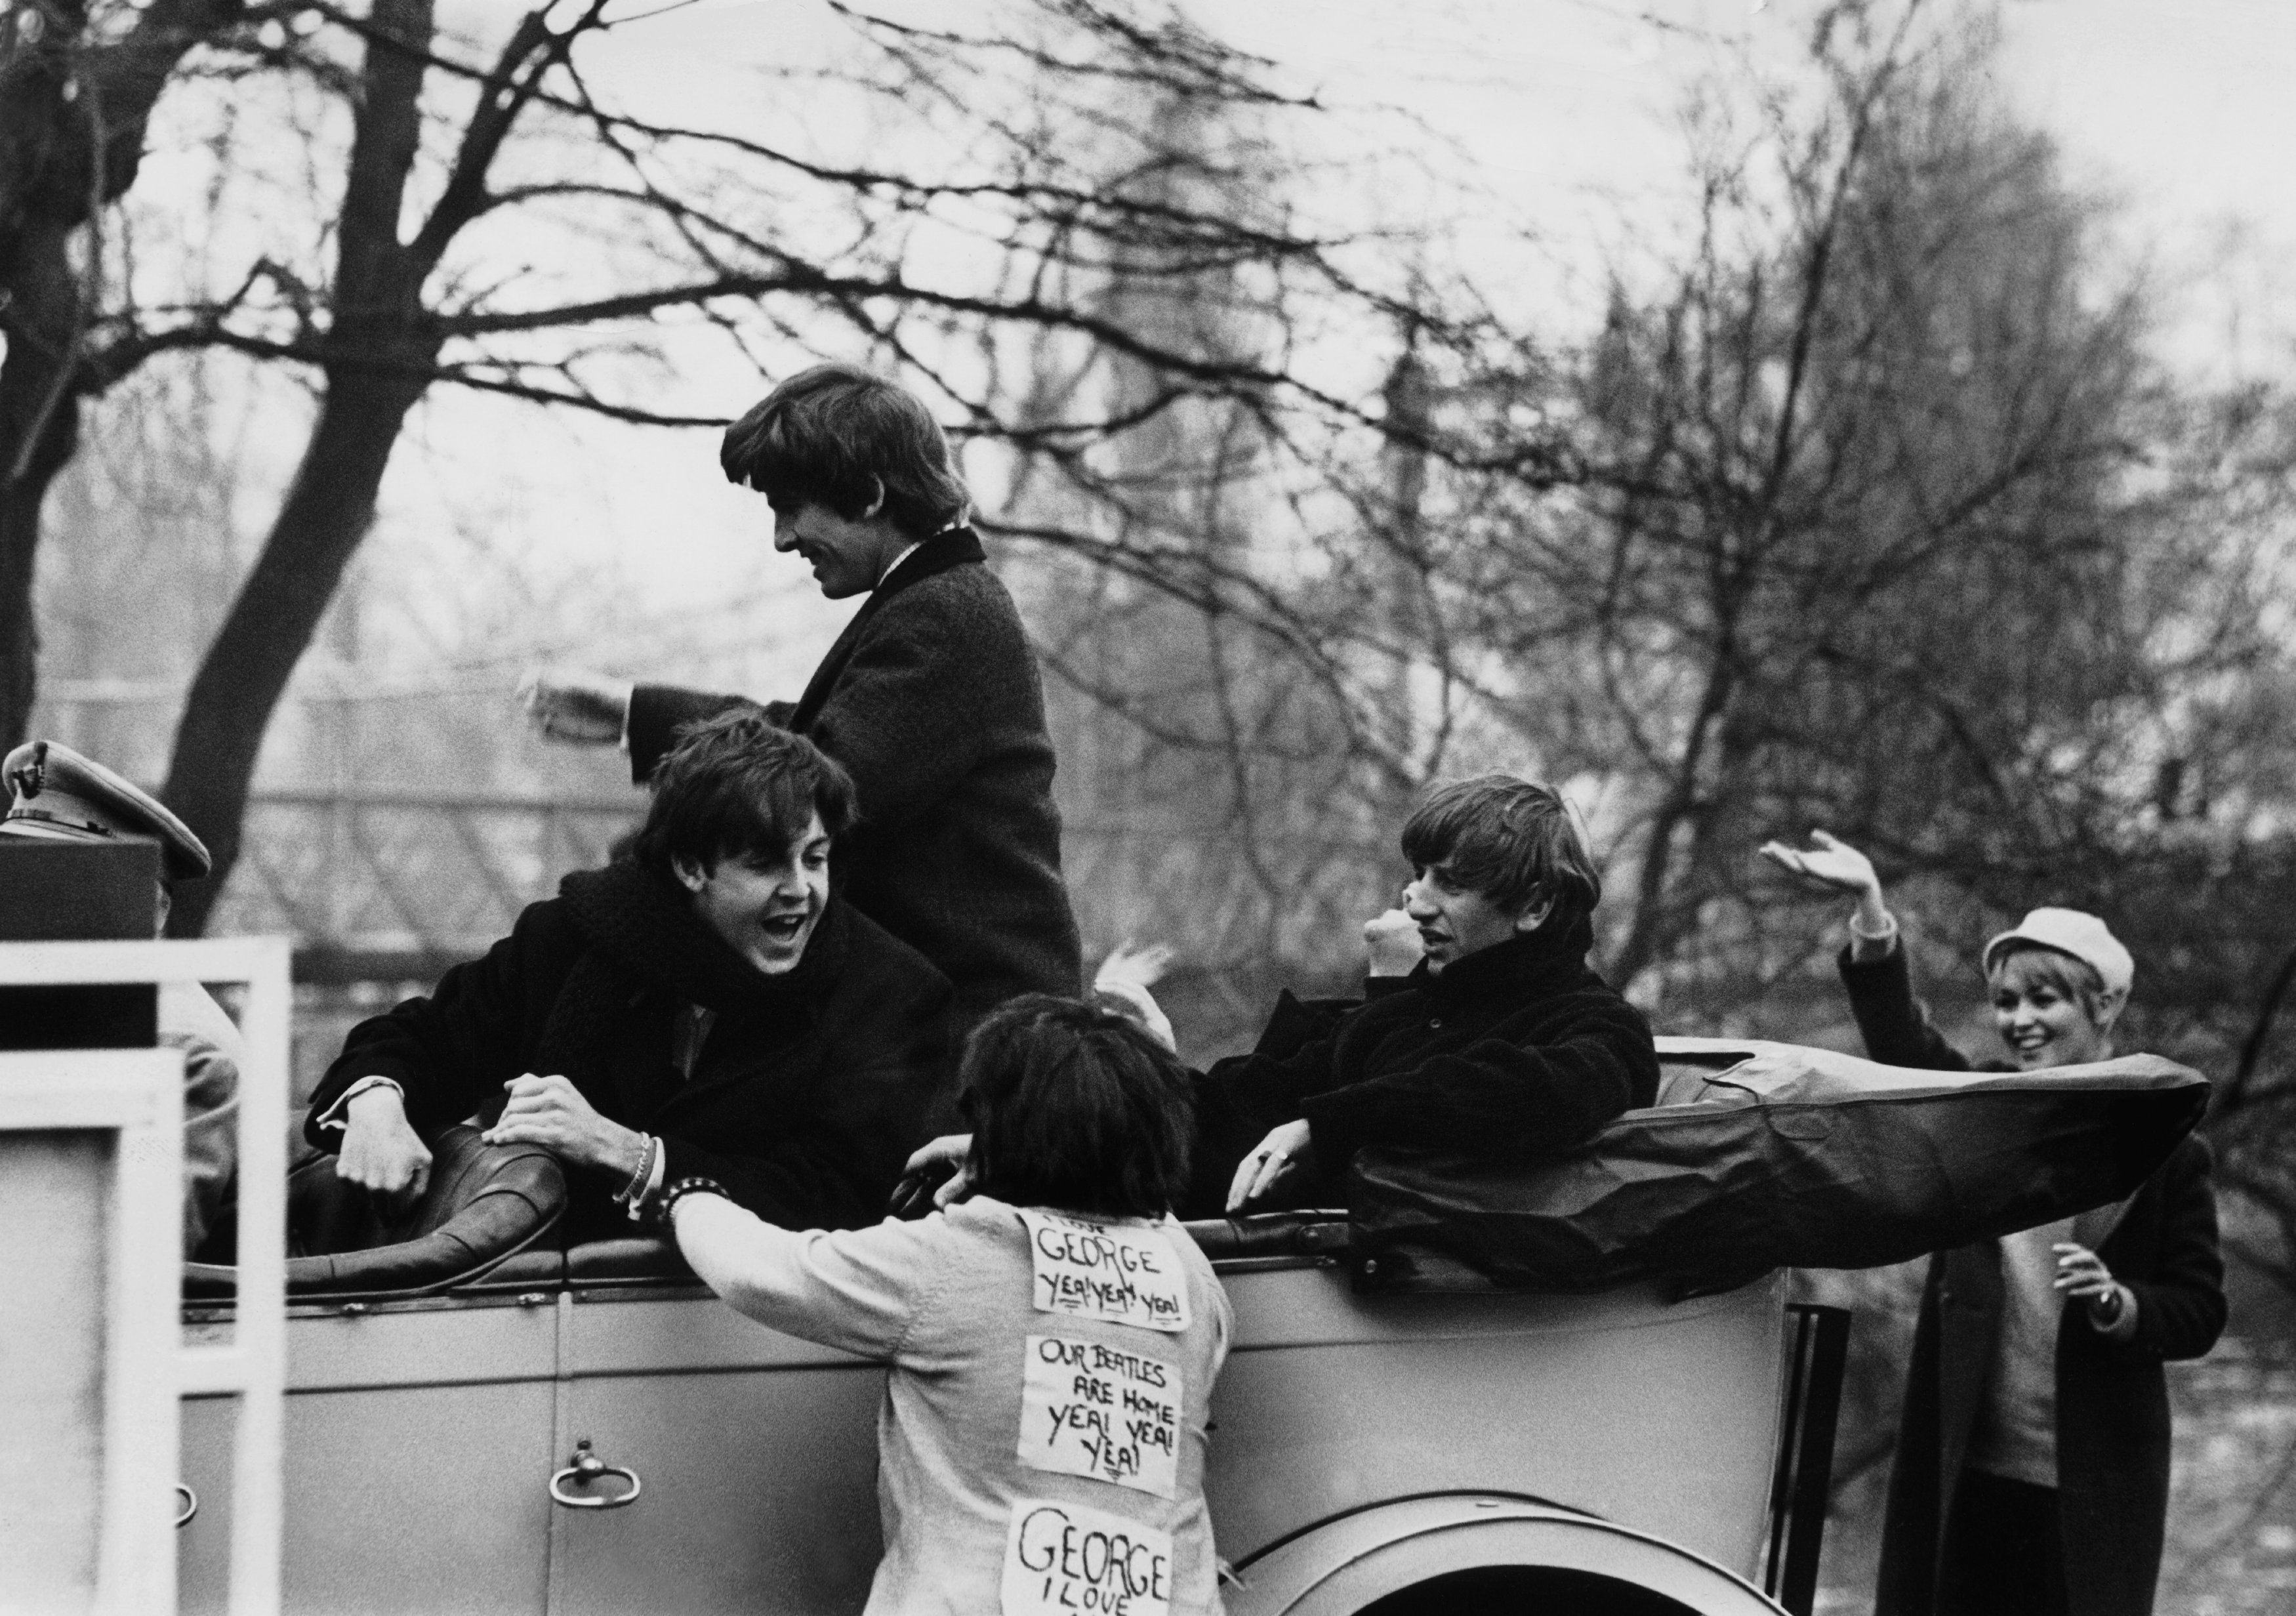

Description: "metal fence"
209 791 643 985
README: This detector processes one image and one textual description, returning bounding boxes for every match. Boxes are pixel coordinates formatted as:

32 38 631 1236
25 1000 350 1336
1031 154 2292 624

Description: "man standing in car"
523 362 1081 1023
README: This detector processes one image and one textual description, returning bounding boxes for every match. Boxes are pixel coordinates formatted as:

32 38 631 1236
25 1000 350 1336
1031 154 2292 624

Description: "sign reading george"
1018 1335 1183 1499
1019 1211 1190 1333
1001 1497 1174 1616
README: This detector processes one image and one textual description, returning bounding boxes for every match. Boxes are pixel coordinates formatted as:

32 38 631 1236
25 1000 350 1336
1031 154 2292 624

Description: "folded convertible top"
1347 1037 2209 1297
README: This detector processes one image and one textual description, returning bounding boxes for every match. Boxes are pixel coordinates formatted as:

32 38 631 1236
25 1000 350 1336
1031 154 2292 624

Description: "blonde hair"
1988 944 2114 1027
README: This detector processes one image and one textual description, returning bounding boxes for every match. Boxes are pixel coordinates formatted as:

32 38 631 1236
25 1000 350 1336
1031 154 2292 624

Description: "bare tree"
965 67 1496 1042
1417 10 2282 1013
0 0 249 745
0 0 1498 934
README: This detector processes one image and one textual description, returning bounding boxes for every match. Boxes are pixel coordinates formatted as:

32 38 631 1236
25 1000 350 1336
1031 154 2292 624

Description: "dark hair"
720 363 971 540
1399 773 1601 924
960 995 1195 1220
626 709 858 879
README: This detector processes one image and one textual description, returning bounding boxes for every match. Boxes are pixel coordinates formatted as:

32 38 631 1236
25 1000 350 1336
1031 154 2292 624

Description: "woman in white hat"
1761 832 2224 1616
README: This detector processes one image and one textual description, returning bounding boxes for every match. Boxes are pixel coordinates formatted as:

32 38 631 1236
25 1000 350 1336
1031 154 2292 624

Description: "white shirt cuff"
316 1075 405 1131
1847 909 1899 963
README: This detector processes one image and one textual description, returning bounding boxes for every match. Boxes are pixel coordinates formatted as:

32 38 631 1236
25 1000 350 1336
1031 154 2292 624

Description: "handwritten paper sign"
1017 1335 1183 1499
1001 1497 1173 1616
1019 1211 1190 1333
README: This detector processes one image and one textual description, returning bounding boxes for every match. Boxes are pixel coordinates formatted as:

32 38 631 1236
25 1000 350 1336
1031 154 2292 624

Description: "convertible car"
176 1041 1874 1616
175 1026 2207 1615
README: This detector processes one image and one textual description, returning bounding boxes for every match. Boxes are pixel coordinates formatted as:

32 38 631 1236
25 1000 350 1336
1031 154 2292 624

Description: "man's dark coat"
1843 945 2226 1616
306 864 953 1241
626 527 1081 1019
1185 915 1659 1216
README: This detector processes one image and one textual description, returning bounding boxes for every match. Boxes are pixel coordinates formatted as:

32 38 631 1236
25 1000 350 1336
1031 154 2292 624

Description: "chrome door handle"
174 1483 198 1528
548 1440 642 1510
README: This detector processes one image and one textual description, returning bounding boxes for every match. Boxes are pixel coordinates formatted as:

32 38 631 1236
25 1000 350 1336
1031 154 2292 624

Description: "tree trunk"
0 218 81 746
0 0 251 743
161 0 438 934
1605 650 1735 988
161 364 430 934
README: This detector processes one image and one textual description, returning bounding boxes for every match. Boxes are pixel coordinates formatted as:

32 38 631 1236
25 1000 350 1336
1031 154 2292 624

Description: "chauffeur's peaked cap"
0 739 211 882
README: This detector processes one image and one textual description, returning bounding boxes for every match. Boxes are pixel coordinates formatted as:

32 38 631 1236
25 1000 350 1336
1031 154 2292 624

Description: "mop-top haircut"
1401 774 1602 925
720 363 971 540
628 710 858 879
959 994 1195 1220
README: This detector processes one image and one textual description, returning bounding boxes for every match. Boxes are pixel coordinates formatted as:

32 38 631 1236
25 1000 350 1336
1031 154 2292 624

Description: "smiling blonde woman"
1761 831 2225 1616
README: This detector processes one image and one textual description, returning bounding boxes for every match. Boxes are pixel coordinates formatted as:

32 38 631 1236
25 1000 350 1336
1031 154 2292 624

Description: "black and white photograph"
1 1 2290 1611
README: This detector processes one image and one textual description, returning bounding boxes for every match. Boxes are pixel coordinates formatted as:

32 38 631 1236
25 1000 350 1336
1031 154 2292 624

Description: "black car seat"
183 1125 565 1302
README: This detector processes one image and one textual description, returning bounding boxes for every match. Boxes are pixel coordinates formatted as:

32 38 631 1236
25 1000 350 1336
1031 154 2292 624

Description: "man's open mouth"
760 913 808 943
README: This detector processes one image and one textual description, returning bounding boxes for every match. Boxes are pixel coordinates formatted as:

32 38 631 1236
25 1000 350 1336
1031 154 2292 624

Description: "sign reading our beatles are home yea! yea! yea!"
1019 1211 1190 1333
1017 1334 1183 1499
1001 1496 1174 1616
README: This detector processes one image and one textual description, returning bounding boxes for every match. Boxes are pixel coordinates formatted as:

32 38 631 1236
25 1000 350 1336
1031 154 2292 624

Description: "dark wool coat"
626 527 1082 1020
1184 915 1659 1217
306 864 954 1243
1844 945 2227 1616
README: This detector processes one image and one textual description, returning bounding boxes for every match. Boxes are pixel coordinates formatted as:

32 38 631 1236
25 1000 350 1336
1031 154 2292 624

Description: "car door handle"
549 1440 642 1510
175 1484 198 1529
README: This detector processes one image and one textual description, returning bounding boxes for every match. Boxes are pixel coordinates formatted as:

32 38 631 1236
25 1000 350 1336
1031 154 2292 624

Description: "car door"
179 1291 560 1616
546 1278 886 1616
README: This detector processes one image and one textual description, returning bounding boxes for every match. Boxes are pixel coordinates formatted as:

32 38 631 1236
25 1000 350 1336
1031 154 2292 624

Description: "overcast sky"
1190 0 2296 375
260 0 2296 726
582 0 2296 369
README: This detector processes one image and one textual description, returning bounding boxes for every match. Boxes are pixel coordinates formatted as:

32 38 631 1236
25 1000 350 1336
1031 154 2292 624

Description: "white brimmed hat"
0 740 211 882
1982 907 2133 999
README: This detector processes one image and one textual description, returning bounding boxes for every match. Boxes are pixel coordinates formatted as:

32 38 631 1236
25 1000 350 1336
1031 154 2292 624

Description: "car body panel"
548 1364 887 1616
180 1257 1789 1614
1230 1497 1783 1616
182 1379 559 1616
1206 1268 1785 1576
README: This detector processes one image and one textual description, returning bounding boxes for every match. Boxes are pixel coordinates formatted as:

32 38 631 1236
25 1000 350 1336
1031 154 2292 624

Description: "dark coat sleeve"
1298 999 1658 1168
804 590 1011 831
628 585 1025 833
303 904 566 1148
1179 1031 1345 1216
2113 1135 2227 1363
1837 940 1978 1072
626 685 760 783
655 1049 939 1232
1199 1031 1343 1135
657 965 954 1232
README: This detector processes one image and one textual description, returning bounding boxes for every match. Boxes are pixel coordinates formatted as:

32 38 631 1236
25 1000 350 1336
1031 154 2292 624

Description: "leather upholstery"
1178 1211 1349 1262
182 1125 564 1300
565 1235 697 1283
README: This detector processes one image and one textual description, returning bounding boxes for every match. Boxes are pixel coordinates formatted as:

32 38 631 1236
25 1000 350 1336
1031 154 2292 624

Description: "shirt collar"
874 522 974 590
876 541 922 588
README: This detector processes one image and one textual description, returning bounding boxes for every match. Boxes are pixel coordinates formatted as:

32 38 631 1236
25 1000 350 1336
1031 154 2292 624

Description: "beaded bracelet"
658 1176 732 1221
613 1134 659 1218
